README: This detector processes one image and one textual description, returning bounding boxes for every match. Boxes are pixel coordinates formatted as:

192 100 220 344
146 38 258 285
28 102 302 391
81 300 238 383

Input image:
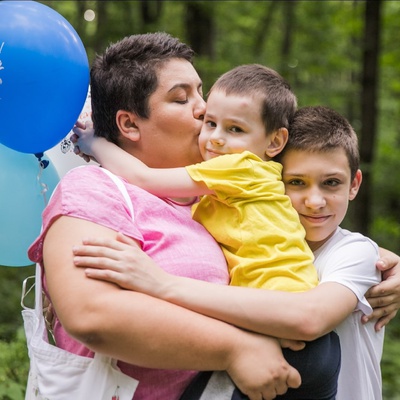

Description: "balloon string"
35 153 50 206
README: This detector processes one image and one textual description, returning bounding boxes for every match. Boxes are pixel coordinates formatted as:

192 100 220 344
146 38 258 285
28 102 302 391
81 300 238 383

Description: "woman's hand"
72 232 170 297
227 333 301 400
363 248 400 331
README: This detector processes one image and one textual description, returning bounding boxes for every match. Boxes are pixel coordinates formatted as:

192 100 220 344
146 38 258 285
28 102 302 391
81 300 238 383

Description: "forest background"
1 1 399 399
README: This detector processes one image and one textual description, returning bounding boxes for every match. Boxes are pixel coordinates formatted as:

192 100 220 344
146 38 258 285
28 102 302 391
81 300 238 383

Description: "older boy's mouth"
301 214 330 224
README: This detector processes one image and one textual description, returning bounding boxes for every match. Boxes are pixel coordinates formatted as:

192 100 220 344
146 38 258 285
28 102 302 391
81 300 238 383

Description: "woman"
28 32 301 400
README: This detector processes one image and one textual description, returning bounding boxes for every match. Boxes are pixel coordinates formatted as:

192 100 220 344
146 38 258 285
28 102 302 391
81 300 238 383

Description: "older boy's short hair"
209 64 297 135
90 32 194 144
283 106 360 179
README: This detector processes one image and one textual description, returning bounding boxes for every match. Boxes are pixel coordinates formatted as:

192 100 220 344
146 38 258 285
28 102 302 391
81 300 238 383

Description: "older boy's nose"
304 190 326 209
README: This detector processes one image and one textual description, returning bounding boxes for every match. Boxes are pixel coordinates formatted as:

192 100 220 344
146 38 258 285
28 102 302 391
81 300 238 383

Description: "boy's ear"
349 169 362 200
116 110 141 142
265 128 288 158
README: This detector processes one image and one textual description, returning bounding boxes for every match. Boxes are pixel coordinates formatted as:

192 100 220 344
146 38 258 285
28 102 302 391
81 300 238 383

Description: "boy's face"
198 90 272 161
281 148 362 251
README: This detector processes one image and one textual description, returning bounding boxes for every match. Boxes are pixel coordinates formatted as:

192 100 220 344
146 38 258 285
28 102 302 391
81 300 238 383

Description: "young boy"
73 65 341 399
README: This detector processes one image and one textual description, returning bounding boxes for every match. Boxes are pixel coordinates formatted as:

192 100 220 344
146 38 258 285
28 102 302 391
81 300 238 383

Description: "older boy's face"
281 148 361 251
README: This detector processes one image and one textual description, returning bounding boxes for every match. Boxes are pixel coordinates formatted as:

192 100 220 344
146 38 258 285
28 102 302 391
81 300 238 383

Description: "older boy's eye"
325 179 340 187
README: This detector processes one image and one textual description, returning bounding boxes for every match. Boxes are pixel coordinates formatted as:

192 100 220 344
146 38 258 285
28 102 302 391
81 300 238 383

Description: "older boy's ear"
349 169 362 200
265 128 288 158
116 110 141 142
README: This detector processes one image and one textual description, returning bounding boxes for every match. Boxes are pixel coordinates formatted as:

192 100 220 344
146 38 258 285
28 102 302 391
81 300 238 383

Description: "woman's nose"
194 96 206 120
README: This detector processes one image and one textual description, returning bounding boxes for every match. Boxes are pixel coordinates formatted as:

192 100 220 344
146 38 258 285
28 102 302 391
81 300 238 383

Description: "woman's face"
133 58 206 168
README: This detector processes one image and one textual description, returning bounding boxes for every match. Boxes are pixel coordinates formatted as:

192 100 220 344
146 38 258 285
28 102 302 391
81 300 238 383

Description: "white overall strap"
34 262 43 316
100 168 135 221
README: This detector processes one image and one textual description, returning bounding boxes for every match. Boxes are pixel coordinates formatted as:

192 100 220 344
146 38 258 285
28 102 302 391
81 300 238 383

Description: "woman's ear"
349 169 362 201
116 110 141 142
265 128 288 159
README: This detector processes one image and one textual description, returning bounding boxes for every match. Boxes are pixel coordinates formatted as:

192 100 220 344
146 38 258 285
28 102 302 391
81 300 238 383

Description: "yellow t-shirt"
186 151 318 292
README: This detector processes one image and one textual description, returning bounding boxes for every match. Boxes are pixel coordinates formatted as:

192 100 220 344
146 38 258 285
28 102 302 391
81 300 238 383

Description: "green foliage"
0 328 29 400
382 322 400 399
0 266 34 341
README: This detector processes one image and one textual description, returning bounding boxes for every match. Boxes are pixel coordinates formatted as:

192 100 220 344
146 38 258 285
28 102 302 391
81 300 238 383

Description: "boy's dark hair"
209 64 297 135
282 106 360 179
90 32 195 144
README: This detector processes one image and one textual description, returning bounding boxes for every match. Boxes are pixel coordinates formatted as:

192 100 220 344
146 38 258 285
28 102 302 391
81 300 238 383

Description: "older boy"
279 106 384 399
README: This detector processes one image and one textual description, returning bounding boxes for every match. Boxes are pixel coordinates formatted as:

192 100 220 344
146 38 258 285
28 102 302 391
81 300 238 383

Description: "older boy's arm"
363 247 400 331
44 216 300 399
74 234 358 341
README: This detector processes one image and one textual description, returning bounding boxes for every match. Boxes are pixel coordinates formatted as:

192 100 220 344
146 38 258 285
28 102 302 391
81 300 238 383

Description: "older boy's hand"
363 249 400 331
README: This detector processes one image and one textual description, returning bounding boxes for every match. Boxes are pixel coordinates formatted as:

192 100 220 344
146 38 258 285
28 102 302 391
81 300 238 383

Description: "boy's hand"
363 250 400 331
70 120 98 163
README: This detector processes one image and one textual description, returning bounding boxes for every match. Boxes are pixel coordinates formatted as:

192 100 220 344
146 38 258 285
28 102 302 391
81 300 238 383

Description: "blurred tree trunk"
280 0 297 81
93 0 109 54
354 0 382 235
75 1 87 35
184 2 216 90
252 1 279 59
185 2 215 59
140 0 163 24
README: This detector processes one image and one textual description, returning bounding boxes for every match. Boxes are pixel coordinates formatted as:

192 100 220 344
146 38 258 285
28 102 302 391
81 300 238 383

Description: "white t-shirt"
314 227 384 400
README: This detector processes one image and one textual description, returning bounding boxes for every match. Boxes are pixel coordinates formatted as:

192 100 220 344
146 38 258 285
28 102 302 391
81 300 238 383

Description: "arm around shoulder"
157 274 358 341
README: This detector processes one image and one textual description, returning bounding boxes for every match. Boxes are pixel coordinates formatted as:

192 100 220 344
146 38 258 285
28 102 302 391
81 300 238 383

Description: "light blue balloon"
0 1 89 153
0 144 60 267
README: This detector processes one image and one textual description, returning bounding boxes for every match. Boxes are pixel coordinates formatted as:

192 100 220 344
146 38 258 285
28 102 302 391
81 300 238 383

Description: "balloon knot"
34 152 49 169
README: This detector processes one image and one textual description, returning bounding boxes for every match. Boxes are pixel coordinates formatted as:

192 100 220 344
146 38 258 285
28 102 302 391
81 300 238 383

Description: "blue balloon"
0 143 60 267
0 1 89 153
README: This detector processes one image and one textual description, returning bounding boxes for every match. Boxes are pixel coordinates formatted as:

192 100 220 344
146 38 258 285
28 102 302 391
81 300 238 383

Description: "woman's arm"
73 233 358 341
363 247 400 331
46 216 300 399
73 123 210 197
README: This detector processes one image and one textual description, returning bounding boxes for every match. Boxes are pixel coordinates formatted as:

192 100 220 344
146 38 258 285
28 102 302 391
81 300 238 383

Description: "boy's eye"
324 179 340 187
205 121 217 128
286 179 304 186
230 126 244 134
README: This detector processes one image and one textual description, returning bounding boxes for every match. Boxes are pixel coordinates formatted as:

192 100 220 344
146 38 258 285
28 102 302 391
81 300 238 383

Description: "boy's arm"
74 233 358 342
363 247 400 331
73 123 211 197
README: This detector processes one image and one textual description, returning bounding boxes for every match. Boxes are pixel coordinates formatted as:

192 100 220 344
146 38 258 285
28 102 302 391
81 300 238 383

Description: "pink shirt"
28 165 229 400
